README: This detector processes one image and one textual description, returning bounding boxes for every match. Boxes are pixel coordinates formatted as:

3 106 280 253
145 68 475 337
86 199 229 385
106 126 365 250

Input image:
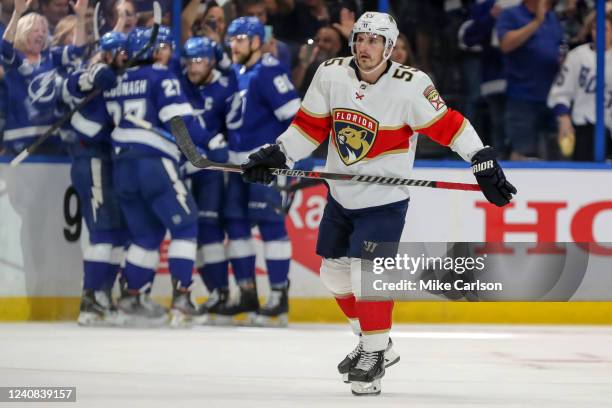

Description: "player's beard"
235 49 252 66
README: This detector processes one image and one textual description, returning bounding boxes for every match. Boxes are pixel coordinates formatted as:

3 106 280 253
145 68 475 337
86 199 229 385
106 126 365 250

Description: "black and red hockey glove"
471 147 517 207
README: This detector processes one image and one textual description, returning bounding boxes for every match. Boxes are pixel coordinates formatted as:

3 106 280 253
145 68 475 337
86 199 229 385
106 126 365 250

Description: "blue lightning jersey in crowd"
180 68 242 149
62 68 114 157
0 41 84 152
230 53 300 163
103 63 211 162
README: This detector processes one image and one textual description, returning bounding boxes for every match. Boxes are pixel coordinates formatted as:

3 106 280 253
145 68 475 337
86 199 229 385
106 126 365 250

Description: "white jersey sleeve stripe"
273 98 301 121
158 103 194 123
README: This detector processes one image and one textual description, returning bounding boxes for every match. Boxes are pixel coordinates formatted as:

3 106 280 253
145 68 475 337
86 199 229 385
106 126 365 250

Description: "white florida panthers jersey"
277 57 484 210
547 43 612 129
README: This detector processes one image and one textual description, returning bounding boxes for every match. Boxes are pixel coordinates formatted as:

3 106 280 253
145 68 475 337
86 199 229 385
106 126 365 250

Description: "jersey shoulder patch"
262 53 280 67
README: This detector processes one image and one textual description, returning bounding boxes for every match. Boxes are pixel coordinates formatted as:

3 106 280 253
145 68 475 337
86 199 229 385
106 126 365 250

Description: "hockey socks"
355 300 393 337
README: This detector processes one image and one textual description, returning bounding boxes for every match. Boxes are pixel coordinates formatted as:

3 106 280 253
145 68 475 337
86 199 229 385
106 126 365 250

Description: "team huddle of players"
57 17 298 328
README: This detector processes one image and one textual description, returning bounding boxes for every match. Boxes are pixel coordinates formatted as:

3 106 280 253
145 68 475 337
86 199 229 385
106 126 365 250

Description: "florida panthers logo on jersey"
332 108 379 165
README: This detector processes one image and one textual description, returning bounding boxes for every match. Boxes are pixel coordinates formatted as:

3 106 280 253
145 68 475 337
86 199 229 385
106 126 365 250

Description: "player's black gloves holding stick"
242 144 287 184
471 147 517 207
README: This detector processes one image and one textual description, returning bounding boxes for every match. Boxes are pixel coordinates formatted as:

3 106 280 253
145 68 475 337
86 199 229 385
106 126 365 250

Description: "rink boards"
0 159 611 323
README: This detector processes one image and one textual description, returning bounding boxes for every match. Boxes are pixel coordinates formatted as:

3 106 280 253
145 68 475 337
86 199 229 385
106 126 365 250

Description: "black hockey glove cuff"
471 147 517 207
241 144 287 185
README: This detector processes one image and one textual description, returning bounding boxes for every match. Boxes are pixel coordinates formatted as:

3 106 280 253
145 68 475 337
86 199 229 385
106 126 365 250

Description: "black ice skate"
169 278 201 327
77 289 125 326
195 287 229 325
117 286 168 327
348 349 386 396
215 285 259 325
253 284 289 327
338 337 400 383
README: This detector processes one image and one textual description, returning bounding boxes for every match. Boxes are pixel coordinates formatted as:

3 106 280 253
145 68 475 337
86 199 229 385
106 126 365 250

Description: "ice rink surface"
0 323 611 408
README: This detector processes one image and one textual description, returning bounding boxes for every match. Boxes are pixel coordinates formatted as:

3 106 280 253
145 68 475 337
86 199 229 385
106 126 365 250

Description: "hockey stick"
93 1 101 43
124 114 175 142
9 1 162 168
169 116 482 192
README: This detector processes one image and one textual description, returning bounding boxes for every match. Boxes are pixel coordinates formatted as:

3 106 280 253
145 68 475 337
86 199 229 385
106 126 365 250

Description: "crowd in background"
0 0 611 162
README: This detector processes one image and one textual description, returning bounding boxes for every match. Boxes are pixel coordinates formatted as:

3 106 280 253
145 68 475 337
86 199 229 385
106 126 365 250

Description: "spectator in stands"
51 14 75 46
39 0 69 33
267 0 329 48
182 0 226 45
238 0 291 68
547 12 612 161
103 0 137 35
391 32 414 66
0 0 87 155
292 25 342 95
461 0 521 158
497 0 563 160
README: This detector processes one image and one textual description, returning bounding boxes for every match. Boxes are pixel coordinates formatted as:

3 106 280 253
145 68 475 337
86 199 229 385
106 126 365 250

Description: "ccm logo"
476 201 612 255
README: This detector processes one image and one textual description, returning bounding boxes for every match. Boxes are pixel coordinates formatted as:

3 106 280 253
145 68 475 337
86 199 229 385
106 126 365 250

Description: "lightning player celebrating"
242 12 517 395
218 17 300 326
104 27 215 326
180 36 242 321
64 32 129 326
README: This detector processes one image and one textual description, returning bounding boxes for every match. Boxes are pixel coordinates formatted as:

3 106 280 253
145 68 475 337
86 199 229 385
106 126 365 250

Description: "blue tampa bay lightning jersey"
230 53 300 162
103 63 211 161
62 68 114 157
180 68 242 148
0 41 84 151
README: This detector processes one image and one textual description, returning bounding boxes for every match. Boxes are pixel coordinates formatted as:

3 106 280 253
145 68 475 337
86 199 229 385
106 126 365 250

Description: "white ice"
0 323 611 408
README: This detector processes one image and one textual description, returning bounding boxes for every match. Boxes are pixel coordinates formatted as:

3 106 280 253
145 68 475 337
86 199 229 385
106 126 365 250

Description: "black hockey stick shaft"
10 1 162 167
169 116 481 192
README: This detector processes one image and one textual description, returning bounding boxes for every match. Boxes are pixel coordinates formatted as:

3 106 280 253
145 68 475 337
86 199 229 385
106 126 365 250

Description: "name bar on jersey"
104 80 148 98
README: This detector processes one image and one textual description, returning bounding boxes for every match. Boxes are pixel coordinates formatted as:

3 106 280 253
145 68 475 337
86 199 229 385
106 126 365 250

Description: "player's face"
230 35 252 65
187 58 214 84
113 49 129 69
354 32 386 71
154 43 173 66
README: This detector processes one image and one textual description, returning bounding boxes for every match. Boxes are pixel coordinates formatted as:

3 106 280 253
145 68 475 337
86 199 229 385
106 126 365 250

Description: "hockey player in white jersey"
242 12 517 396
547 13 612 161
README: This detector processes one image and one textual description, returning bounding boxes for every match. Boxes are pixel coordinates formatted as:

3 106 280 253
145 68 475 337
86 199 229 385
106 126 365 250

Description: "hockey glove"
241 144 287 185
78 63 117 92
206 133 229 163
471 147 517 207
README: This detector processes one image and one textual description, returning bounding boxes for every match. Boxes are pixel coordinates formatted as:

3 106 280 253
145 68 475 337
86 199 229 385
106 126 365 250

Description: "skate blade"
118 311 168 328
78 311 127 327
77 312 107 327
252 313 288 327
209 314 234 326
169 310 195 328
384 349 400 369
342 373 350 384
236 312 258 326
351 379 381 396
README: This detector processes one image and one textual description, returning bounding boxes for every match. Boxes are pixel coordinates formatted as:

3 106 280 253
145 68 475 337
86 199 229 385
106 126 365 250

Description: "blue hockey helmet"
99 31 128 56
226 16 265 42
126 26 153 60
156 25 174 49
183 36 216 61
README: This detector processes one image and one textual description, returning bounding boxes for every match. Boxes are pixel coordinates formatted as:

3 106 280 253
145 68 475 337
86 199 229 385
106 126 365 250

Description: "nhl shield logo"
332 108 379 165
